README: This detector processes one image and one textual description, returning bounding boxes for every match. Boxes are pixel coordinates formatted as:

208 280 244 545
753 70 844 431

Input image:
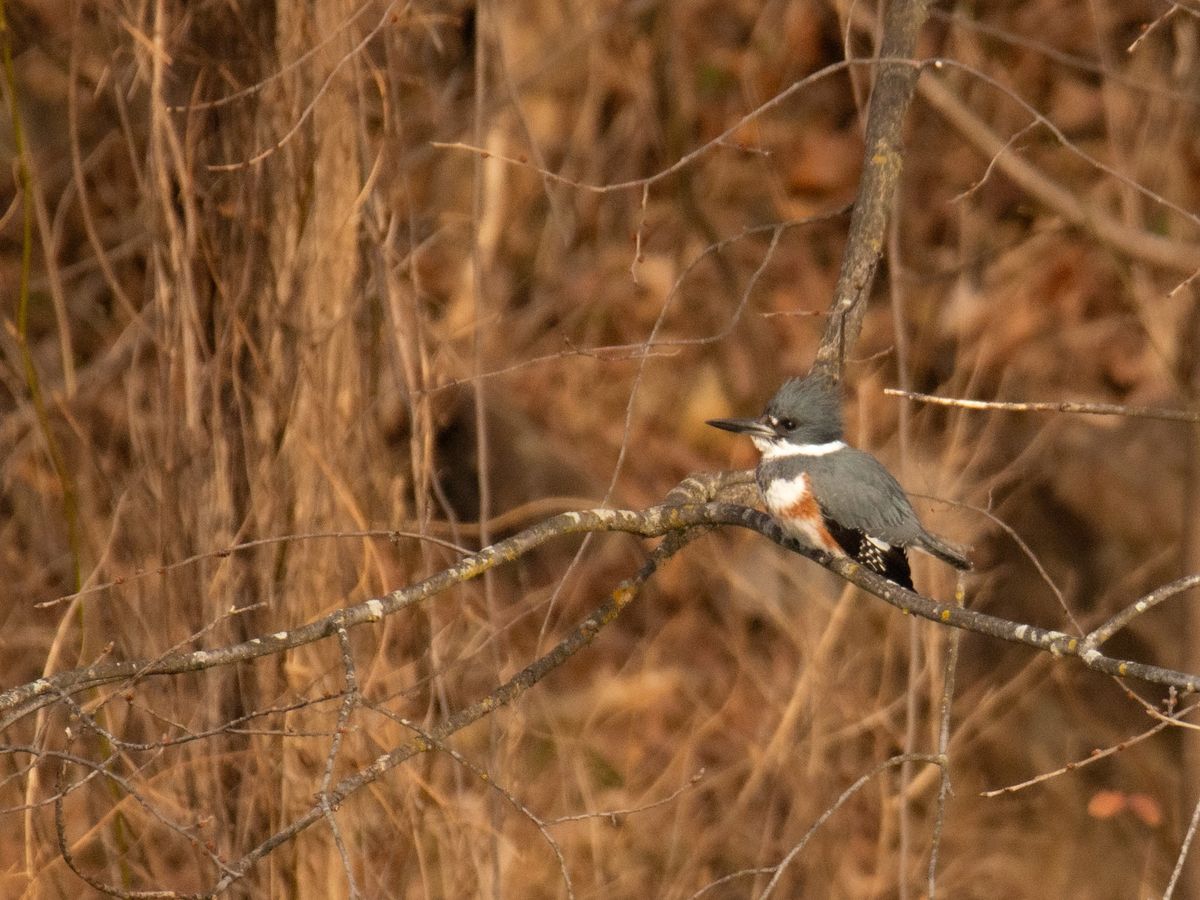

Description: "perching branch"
16 464 1200 894
7 474 1198 737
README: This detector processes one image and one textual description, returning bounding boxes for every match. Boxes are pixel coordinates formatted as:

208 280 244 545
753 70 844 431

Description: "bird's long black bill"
706 417 773 437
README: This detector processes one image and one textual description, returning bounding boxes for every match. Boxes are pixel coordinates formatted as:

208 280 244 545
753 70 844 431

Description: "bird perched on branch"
707 374 970 590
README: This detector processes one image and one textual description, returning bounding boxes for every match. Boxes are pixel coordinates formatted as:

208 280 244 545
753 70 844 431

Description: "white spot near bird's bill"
754 438 847 459
750 435 776 454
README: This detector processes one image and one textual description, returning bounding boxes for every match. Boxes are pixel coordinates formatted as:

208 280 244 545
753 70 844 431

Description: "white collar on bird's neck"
753 438 847 459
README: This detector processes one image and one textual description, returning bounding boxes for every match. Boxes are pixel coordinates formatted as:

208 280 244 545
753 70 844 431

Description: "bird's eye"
778 418 797 430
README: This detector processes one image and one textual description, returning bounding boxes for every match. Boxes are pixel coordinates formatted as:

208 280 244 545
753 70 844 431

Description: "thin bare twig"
1084 575 1200 649
54 763 181 900
916 66 1200 273
981 719 1173 798
1165 792 1200 900
690 754 944 899
542 769 706 826
202 527 699 895
168 0 400 112
206 2 401 170
932 8 1196 102
35 532 471 609
940 498 1073 630
884 389 1200 424
433 57 920 196
1129 4 1182 53
382 713 575 899
850 0 1200 273
534 201 798 650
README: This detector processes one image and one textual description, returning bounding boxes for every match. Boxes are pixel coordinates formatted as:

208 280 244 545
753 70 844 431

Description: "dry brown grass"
2 0 1199 896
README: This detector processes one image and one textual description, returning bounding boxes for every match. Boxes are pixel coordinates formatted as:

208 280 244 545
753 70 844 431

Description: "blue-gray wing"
808 449 972 570
804 449 926 546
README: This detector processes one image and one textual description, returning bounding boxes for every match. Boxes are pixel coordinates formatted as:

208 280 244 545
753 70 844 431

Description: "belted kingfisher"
707 374 970 589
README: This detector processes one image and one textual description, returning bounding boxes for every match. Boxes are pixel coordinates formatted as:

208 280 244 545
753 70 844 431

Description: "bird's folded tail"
914 532 972 571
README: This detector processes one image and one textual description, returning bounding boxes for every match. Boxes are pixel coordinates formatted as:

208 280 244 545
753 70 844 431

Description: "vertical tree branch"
812 0 931 380
927 576 964 898
1177 270 1200 896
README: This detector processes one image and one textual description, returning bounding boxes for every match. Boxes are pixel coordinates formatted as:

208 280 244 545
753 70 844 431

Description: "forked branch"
25 469 1200 896
6 473 1196 736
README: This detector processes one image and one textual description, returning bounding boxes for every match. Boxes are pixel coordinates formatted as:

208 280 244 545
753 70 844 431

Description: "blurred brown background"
2 0 1200 896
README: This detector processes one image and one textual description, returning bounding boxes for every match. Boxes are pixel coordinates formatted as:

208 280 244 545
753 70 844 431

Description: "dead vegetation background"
2 0 1200 897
